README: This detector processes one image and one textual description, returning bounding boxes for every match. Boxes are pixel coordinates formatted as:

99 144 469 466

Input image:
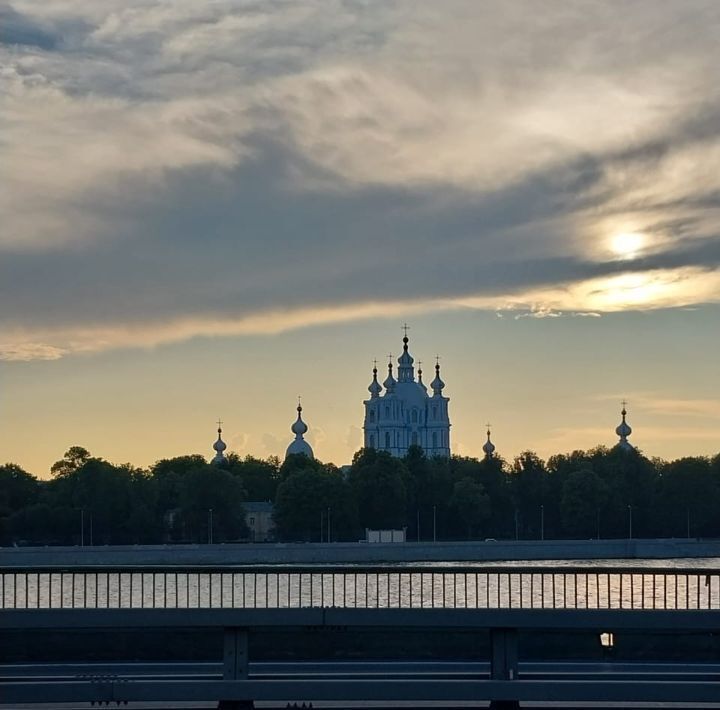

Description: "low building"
245 501 274 542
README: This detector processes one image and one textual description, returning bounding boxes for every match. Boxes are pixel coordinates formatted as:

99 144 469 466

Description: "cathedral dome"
211 422 228 465
482 427 496 458
615 403 634 451
286 402 314 459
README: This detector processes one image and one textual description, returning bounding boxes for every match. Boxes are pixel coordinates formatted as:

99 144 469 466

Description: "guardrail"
3 607 720 707
2 564 719 610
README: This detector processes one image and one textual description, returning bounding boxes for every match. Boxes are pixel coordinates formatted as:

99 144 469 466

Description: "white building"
363 332 450 458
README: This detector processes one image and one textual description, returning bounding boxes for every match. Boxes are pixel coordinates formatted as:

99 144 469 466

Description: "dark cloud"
0 6 58 49
1 1 719 357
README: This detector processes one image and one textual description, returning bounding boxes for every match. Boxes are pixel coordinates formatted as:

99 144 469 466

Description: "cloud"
1 1 719 359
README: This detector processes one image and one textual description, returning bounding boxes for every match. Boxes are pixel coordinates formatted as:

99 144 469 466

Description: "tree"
511 451 547 538
0 464 39 513
50 446 91 477
274 466 354 541
178 465 247 542
561 468 608 538
451 477 490 539
226 454 281 501
348 448 407 530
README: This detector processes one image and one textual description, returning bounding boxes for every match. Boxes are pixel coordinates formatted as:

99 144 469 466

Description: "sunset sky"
1 1 719 476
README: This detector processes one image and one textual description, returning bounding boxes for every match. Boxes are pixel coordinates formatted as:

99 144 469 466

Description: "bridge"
2 563 720 708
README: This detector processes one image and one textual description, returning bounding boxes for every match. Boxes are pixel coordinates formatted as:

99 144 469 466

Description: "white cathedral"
362 332 451 458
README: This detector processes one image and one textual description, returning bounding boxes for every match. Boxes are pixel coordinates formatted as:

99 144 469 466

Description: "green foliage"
3 441 720 545
274 465 354 541
561 468 608 538
348 449 407 530
451 477 490 538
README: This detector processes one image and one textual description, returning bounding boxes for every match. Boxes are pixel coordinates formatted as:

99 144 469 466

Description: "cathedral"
363 331 451 457
209 326 637 464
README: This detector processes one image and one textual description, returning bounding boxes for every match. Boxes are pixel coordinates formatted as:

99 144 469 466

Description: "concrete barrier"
2 538 719 567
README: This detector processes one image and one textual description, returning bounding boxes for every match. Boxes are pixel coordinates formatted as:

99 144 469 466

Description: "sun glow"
611 232 645 259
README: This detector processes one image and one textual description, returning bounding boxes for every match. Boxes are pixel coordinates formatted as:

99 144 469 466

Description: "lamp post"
540 505 545 541
627 505 633 540
686 508 691 539
80 509 85 547
417 509 420 542
208 509 213 545
327 507 331 543
596 508 601 540
320 510 324 542
433 505 437 543
514 509 519 541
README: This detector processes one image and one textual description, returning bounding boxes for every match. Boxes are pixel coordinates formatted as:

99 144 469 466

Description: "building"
615 402 634 451
363 332 450 457
244 501 274 542
286 400 314 459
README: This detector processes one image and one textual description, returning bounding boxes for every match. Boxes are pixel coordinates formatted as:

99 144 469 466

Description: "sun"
611 232 645 259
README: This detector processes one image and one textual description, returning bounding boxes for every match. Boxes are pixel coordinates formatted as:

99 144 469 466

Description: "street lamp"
627 505 633 540
540 505 544 541
208 508 213 545
686 508 691 539
514 509 519 541
433 505 437 543
327 507 331 543
80 509 85 547
417 509 421 542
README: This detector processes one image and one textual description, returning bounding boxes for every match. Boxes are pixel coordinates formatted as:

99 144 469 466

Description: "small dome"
615 404 634 451
615 420 632 438
398 336 414 366
291 404 308 436
368 364 382 397
286 401 314 459
483 428 496 457
286 438 314 458
431 361 445 395
383 362 397 393
417 365 427 392
211 423 228 465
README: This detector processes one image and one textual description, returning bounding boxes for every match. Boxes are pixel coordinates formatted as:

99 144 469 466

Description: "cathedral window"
432 405 438 419
385 406 390 419
432 432 438 448
412 409 418 423
385 432 390 449
368 410 375 423
411 431 418 446
369 434 375 448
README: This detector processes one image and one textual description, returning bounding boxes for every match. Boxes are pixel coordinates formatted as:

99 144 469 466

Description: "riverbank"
2 537 720 566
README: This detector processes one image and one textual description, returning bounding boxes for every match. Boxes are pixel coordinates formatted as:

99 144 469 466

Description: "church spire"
211 419 228 465
430 355 445 397
368 359 382 398
286 398 314 459
615 400 634 451
383 354 397 394
396 323 415 382
482 423 496 459
417 360 427 392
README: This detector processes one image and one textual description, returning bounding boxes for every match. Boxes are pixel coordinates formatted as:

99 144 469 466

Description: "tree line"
1 444 720 545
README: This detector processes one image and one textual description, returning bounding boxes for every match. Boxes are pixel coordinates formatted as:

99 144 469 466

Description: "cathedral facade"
363 333 450 458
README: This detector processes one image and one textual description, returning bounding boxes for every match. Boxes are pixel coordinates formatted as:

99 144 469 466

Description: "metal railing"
2 565 719 610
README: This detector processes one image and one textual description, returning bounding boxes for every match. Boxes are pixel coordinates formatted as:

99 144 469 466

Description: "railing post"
220 627 252 710
490 628 519 710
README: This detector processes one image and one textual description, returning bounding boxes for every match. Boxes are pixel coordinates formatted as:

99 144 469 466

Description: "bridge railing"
2 564 719 611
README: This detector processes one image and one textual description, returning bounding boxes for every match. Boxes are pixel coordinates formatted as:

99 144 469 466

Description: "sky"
1 0 719 477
